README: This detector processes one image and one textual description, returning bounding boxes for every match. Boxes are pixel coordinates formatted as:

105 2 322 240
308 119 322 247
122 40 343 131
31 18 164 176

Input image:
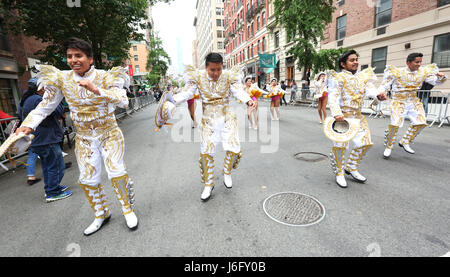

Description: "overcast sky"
152 0 197 76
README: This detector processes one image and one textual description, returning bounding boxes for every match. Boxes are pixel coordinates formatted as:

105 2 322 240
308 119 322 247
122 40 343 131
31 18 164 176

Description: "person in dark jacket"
21 85 72 202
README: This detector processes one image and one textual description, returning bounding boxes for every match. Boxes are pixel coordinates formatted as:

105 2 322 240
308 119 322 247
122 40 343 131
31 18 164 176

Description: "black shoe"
27 178 41 186
65 162 72 169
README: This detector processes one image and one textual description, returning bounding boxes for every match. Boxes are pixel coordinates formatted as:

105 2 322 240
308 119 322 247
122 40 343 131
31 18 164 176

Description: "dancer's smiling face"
341 54 359 74
66 48 93 76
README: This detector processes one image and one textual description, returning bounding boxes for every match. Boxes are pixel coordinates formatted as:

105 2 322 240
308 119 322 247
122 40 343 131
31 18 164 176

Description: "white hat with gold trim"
155 90 176 132
323 117 360 143
0 132 34 160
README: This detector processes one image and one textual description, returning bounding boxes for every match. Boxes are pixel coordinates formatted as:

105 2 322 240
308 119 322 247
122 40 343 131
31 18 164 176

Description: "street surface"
0 100 449 257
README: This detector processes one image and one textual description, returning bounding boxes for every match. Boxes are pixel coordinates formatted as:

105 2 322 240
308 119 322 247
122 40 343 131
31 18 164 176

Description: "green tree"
146 36 171 86
274 0 345 79
0 0 173 69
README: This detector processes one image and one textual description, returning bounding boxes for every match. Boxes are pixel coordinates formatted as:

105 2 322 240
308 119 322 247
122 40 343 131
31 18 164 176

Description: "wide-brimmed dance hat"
155 90 176 132
323 117 360 143
0 132 34 158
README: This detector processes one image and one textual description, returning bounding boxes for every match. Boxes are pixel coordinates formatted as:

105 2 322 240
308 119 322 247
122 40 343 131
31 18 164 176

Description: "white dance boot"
335 175 347 188
80 183 112 236
199 154 215 201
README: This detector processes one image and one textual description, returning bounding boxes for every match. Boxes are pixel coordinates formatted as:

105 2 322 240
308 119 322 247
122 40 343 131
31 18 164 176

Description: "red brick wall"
7 32 47 95
323 0 438 44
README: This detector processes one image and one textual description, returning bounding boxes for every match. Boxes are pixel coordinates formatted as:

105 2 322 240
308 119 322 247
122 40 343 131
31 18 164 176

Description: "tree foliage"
146 36 171 86
0 0 172 69
273 0 345 77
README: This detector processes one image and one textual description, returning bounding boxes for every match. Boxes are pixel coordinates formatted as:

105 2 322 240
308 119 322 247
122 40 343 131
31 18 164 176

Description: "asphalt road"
0 100 449 257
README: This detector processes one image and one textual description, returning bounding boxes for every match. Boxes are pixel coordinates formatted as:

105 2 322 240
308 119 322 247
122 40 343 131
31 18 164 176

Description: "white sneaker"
399 143 415 154
345 170 367 183
336 175 347 188
223 174 232 189
124 212 138 230
200 186 214 201
62 151 68 158
83 214 111 236
383 148 392 159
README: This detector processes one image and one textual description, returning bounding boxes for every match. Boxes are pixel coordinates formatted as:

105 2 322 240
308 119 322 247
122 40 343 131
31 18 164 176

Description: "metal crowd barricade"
360 90 449 127
438 92 450 128
115 94 155 119
0 117 28 172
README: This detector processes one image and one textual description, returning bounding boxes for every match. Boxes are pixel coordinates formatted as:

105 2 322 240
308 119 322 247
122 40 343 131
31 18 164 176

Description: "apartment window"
217 31 223 38
133 46 137 51
218 42 223 49
135 65 140 73
274 31 280 48
257 17 260 30
251 44 254 57
372 47 387 74
433 33 450 68
257 40 260 53
134 55 138 61
262 37 266 52
216 7 222 15
248 46 250 59
438 0 450 7
336 15 346 40
216 19 222 27
374 0 392 28
262 12 265 26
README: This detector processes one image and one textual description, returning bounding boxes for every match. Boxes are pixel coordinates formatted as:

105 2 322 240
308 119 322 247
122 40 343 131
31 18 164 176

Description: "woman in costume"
265 78 285 120
244 77 262 130
313 72 328 124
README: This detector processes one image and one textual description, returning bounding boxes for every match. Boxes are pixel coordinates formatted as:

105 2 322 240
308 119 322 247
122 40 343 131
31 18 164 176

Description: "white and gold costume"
327 68 380 183
21 65 137 233
380 64 447 153
173 66 251 196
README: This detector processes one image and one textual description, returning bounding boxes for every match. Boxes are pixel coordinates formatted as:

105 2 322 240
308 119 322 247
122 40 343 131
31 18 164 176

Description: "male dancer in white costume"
173 53 255 201
16 37 138 235
380 53 447 158
328 50 387 188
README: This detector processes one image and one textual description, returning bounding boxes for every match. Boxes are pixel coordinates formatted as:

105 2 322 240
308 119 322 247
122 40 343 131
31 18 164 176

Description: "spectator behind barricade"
419 81 434 114
290 80 297 104
301 80 310 99
280 81 288 106
18 78 42 185
22 84 72 202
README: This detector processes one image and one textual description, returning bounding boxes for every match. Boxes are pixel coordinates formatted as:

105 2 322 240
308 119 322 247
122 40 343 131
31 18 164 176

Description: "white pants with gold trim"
75 127 127 186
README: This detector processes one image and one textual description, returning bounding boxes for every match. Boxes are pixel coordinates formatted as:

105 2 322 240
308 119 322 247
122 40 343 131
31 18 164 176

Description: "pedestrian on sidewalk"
21 79 72 201
280 81 288 106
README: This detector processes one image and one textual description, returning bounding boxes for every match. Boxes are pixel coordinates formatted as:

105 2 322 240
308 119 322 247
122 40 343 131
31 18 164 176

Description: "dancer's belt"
202 98 230 117
74 113 118 137
341 107 362 119
392 91 418 101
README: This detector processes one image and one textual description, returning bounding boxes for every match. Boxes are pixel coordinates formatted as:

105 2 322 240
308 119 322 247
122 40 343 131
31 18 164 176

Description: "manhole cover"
294 152 328 162
263 192 325 227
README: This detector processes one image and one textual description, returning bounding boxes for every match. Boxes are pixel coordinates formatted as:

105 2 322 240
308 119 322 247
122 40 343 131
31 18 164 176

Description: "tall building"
192 16 199 68
195 0 226 68
321 0 450 90
127 4 155 84
224 0 303 88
